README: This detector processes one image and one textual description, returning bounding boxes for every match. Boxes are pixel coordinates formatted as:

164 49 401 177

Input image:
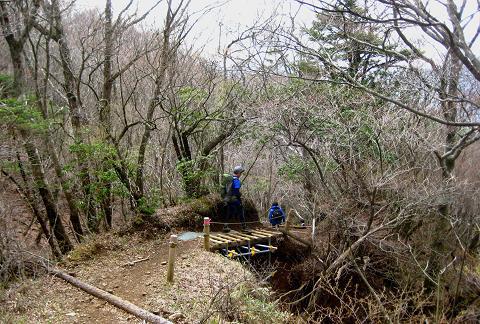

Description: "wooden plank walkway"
209 228 281 250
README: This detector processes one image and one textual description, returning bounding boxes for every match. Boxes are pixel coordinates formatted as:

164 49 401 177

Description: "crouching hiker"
220 165 249 233
268 202 285 228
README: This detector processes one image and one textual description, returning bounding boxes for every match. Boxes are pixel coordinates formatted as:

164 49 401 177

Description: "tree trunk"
101 183 113 229
98 0 115 228
135 4 173 202
426 54 462 288
9 46 24 93
22 133 73 254
50 0 98 232
31 32 84 242
2 158 62 258
44 137 84 241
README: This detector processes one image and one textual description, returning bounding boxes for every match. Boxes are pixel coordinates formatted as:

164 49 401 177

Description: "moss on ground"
66 233 125 263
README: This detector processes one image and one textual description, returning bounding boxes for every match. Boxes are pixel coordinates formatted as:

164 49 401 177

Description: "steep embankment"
129 194 259 234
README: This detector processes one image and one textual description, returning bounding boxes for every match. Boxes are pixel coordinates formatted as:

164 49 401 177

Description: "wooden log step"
239 234 260 240
251 229 275 237
209 238 225 245
210 235 230 243
227 232 255 241
215 233 244 242
216 234 249 245
229 231 259 240
223 232 247 241
253 229 278 236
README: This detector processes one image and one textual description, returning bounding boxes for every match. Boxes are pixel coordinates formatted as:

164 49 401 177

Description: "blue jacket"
268 206 285 225
231 176 241 195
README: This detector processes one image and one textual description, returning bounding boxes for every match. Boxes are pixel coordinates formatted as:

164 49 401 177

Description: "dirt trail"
45 234 195 323
1 232 257 323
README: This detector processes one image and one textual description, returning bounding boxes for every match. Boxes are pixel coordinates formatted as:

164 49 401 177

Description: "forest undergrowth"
1 0 480 322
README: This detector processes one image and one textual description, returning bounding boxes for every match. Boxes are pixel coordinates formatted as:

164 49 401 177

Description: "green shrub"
0 74 15 98
228 283 292 323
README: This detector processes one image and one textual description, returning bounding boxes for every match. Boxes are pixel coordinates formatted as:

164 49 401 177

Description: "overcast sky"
73 0 479 61
73 0 315 58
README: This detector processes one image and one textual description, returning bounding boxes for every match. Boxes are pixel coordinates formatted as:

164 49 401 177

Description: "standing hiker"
221 165 249 233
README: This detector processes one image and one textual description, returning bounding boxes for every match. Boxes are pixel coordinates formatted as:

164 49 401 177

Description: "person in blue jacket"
223 165 249 233
268 202 285 227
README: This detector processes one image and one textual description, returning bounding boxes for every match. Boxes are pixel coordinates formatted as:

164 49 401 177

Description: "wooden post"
312 218 316 245
166 234 177 283
203 217 210 251
285 209 293 232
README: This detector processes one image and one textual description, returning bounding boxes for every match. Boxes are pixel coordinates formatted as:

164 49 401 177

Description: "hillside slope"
0 233 291 323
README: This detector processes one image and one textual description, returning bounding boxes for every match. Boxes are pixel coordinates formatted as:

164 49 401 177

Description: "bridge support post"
203 217 210 251
285 210 293 232
166 234 178 283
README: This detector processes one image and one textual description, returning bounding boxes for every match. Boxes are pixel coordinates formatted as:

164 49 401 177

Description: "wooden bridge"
203 218 282 257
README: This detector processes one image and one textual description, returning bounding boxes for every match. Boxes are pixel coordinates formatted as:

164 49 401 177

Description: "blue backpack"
272 208 283 219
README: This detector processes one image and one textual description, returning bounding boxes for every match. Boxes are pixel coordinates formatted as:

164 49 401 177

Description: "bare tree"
291 0 480 287
98 0 161 226
215 0 479 319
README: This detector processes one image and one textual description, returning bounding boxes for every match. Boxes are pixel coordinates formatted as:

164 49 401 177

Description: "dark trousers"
224 200 246 228
270 216 283 226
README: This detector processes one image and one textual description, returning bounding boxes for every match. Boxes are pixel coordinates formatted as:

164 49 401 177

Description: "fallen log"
48 268 171 324
278 228 312 247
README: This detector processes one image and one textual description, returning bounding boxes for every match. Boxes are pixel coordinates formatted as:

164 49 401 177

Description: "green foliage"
69 141 116 163
176 156 214 198
0 76 50 132
0 160 20 174
176 158 199 184
285 77 308 94
0 97 47 132
278 156 314 181
249 176 269 193
216 81 252 109
0 74 15 98
301 1 409 87
271 81 401 191
229 283 292 323
136 189 162 216
67 140 130 216
297 60 320 75
136 197 157 216
336 102 398 164
173 86 211 130
178 86 208 105
69 142 117 181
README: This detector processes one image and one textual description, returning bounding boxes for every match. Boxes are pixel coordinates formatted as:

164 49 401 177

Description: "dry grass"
0 232 292 323
65 233 125 263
